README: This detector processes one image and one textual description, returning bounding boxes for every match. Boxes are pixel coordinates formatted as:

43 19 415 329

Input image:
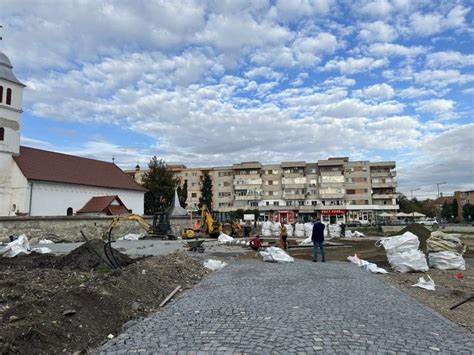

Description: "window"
311 201 318 206
191 193 197 198
0 127 4 141
250 201 258 207
273 201 279 206
0 86 3 103
266 201 270 206
67 207 73 216
6 88 12 105
192 172 197 177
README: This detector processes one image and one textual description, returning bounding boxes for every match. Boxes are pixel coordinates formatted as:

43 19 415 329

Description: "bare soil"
289 226 474 333
0 241 208 354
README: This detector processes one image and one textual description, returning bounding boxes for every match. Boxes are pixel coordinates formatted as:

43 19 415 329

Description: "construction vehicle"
200 204 222 238
199 205 243 238
103 213 176 240
181 228 196 239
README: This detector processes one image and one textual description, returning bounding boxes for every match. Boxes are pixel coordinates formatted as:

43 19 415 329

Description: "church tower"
0 50 25 156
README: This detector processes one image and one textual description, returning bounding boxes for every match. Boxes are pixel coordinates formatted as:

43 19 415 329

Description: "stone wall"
0 215 197 242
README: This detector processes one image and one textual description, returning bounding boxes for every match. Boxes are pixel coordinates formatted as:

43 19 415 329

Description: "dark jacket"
312 222 325 241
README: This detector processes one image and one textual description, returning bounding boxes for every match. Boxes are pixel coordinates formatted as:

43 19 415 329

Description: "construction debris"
259 247 294 263
347 254 388 274
0 235 52 258
412 275 436 291
377 232 429 273
204 259 228 271
55 239 134 271
159 286 182 307
0 251 208 354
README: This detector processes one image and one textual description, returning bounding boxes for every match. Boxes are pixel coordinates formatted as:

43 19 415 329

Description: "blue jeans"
313 240 325 260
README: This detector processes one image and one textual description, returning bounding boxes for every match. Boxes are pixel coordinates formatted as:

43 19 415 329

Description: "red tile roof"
14 146 146 191
77 195 129 215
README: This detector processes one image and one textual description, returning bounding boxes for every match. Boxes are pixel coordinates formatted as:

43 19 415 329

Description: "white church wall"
0 153 28 216
0 126 20 154
29 181 144 216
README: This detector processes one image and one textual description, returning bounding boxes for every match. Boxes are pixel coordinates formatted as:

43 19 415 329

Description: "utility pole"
410 188 420 200
436 182 446 198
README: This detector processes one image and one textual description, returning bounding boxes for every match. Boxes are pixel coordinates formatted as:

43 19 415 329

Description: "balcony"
372 182 397 188
370 171 392 177
235 195 261 201
282 183 307 189
319 193 345 199
282 193 306 199
372 193 397 199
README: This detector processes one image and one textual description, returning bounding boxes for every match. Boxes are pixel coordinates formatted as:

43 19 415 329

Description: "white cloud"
358 21 398 43
196 13 292 52
291 32 339 66
414 69 474 88
357 0 393 18
367 43 427 58
323 76 356 88
399 124 474 193
271 0 335 21
323 56 388 74
415 99 457 120
426 51 474 68
353 83 395 100
245 67 284 81
409 5 471 37
398 86 444 99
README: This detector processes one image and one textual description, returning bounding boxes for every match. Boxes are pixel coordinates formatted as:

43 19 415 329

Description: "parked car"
419 218 439 226
346 220 362 227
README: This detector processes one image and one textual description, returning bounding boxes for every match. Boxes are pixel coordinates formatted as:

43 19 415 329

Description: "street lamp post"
410 188 420 200
410 188 421 224
436 182 446 198
436 182 447 224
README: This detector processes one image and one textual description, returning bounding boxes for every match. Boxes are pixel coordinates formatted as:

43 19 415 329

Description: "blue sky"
1 0 473 199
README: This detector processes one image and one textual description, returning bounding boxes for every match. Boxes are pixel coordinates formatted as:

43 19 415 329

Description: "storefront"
272 210 295 223
320 209 346 224
347 210 374 225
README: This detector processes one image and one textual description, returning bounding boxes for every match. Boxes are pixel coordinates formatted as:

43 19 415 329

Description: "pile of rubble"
0 241 208 354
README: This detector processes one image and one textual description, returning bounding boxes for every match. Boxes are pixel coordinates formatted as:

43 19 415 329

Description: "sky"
1 0 473 199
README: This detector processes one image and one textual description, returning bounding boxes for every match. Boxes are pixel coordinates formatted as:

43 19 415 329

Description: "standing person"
340 222 346 238
279 221 288 250
312 218 326 262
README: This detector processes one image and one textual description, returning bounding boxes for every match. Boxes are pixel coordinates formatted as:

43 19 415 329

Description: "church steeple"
0 49 25 156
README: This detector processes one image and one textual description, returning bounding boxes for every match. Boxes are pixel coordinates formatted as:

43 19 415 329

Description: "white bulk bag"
217 233 234 244
387 249 429 273
428 251 465 270
294 223 305 238
259 247 294 263
304 223 313 237
377 232 420 254
271 222 281 235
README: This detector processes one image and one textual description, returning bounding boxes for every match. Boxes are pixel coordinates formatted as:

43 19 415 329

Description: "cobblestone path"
96 260 473 354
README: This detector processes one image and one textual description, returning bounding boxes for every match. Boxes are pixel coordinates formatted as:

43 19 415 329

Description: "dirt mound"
390 224 431 252
0 252 208 354
56 239 134 271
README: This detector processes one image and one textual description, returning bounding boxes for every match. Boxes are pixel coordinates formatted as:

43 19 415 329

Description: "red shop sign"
320 209 346 215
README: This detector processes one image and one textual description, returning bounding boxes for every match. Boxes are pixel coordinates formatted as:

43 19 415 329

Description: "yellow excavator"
199 204 243 238
103 213 175 240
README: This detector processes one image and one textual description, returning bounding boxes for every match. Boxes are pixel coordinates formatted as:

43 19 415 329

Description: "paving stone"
94 260 473 354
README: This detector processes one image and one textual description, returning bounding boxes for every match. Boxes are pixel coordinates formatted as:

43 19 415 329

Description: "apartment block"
125 157 398 224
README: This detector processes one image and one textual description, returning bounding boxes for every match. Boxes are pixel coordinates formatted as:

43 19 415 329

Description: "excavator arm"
103 214 153 240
